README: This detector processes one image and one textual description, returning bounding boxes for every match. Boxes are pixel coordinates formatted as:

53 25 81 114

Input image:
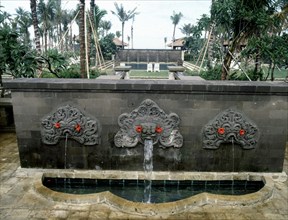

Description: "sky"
0 0 212 49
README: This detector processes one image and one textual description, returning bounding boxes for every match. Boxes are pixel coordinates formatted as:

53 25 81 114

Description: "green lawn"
129 70 169 79
261 66 287 79
185 60 287 80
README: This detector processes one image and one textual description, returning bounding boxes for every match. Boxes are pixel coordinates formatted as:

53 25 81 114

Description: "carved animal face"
135 122 163 144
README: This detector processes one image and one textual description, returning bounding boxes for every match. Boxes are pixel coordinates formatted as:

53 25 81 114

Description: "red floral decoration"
155 125 163 133
135 125 142 133
54 122 61 129
239 129 245 136
75 124 81 132
217 127 225 135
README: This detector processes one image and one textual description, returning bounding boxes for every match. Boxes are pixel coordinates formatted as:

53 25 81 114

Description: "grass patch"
129 70 169 79
261 66 287 79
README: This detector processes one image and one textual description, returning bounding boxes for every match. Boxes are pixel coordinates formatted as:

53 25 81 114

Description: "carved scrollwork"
202 109 259 149
41 105 101 145
114 99 183 148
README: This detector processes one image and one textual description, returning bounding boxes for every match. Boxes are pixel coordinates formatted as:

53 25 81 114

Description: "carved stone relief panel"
114 99 183 148
202 109 259 149
41 105 101 145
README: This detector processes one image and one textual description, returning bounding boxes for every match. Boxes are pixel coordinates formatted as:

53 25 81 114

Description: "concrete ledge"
0 98 12 106
24 169 286 182
168 66 185 73
3 78 288 95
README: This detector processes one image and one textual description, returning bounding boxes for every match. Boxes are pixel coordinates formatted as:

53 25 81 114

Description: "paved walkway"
0 132 287 219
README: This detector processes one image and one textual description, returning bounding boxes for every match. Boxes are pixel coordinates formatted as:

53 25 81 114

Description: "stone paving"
0 132 287 220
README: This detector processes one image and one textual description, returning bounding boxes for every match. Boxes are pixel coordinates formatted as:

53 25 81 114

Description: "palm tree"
127 35 130 48
61 9 72 51
272 1 288 34
170 11 183 49
79 0 86 78
164 37 167 49
111 3 138 49
180 23 193 37
37 0 55 52
90 4 107 67
92 4 107 33
115 31 121 38
67 10 76 51
87 0 95 67
30 0 41 54
197 14 212 68
54 0 63 50
15 7 32 45
197 14 210 39
130 15 135 49
100 20 112 37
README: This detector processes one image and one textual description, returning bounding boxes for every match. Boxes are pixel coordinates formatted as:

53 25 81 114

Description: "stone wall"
115 49 183 63
4 78 288 172
0 98 14 132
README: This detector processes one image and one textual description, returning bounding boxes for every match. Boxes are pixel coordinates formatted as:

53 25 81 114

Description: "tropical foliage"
184 0 288 81
210 0 287 80
0 25 37 78
0 0 287 84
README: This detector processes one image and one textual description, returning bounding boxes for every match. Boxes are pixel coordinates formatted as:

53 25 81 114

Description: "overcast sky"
1 0 211 49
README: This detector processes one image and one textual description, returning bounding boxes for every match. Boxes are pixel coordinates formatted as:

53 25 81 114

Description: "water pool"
43 177 264 203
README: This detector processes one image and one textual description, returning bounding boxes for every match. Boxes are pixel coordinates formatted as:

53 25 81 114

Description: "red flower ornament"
135 125 142 133
155 125 163 133
75 124 81 132
54 122 61 129
239 129 245 136
217 127 225 135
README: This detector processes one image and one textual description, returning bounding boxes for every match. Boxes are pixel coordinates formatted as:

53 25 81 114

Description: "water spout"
231 137 235 172
143 139 153 203
64 133 68 169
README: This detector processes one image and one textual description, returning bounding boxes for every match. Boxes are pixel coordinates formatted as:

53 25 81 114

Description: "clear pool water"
43 178 264 203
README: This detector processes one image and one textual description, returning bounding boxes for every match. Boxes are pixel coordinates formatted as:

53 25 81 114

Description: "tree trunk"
59 24 63 52
44 30 48 52
30 0 41 54
221 34 244 80
172 24 176 49
79 0 87 78
0 72 4 98
271 63 276 81
254 52 260 75
131 25 134 49
221 50 233 80
88 0 95 67
207 27 214 70
122 22 125 49
265 60 272 81
69 25 73 51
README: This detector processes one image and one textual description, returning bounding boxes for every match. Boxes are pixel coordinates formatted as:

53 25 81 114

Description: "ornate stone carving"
202 109 259 149
114 99 183 148
41 105 100 145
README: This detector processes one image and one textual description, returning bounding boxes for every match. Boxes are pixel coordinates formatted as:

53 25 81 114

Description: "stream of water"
143 139 153 203
64 133 68 169
231 137 235 172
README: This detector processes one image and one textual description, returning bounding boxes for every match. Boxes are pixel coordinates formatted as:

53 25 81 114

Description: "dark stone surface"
4 78 288 172
115 49 182 63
